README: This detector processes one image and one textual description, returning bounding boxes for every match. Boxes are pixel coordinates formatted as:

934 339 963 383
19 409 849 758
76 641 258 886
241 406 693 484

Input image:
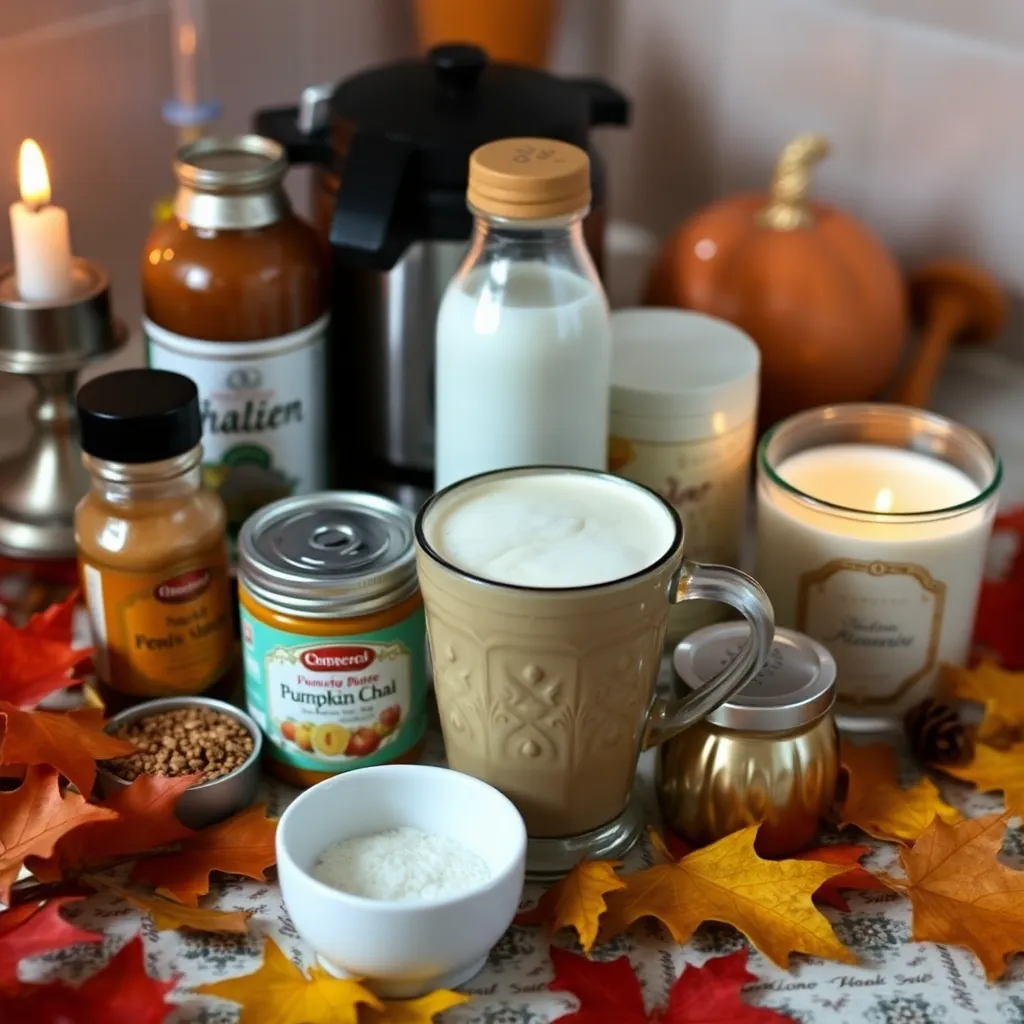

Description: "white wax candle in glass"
9 139 74 302
755 404 1000 730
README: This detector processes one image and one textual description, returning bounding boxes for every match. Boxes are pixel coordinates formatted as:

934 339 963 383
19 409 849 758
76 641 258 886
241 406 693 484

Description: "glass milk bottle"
435 138 612 490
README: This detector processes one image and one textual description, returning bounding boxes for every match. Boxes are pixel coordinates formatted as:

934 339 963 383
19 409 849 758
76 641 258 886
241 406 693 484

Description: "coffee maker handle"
645 560 775 747
567 76 630 127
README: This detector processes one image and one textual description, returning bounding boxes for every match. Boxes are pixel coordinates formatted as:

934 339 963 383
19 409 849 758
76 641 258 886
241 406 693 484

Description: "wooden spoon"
896 259 1006 409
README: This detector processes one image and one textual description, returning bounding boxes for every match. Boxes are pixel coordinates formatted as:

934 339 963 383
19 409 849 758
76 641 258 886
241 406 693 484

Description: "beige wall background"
1 0 1022 357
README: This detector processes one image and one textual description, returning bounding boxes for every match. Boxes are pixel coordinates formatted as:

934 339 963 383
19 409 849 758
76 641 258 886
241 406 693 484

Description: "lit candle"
9 139 74 302
756 418 1000 728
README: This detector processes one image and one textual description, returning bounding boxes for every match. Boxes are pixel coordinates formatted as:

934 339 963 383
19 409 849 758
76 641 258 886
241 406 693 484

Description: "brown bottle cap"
467 138 590 220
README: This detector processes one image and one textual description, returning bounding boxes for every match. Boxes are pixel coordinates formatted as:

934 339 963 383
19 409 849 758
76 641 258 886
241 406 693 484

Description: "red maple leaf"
28 773 196 882
0 934 176 1023
794 845 888 912
548 946 797 1023
0 898 101 991
0 592 93 708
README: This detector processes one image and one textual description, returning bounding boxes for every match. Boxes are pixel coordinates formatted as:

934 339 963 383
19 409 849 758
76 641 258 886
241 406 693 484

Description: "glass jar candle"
755 404 1000 730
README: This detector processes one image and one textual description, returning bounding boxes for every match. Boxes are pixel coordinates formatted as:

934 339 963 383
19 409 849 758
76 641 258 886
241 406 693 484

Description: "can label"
241 605 427 772
143 315 328 551
81 548 234 696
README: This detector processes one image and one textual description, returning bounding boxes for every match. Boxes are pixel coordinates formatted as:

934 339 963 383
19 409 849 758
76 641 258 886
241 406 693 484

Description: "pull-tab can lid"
673 623 836 733
238 492 418 618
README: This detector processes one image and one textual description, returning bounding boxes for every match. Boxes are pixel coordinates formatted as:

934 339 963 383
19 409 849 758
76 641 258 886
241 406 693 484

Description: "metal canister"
237 492 425 788
657 622 839 856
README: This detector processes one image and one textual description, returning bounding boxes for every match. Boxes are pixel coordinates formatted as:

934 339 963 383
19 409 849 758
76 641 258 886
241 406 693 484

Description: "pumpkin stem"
758 133 831 231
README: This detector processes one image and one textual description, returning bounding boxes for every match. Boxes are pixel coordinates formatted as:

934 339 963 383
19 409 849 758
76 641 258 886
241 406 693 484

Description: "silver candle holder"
0 258 126 559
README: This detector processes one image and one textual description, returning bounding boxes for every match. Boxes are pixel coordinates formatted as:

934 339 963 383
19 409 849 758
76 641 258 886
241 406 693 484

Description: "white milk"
434 262 612 490
755 442 994 721
424 470 677 588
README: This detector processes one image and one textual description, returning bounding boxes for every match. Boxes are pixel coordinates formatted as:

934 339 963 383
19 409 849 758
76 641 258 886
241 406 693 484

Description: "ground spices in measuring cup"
75 369 236 707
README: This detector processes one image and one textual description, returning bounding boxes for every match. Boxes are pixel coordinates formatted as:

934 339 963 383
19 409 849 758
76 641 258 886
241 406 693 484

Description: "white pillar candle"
9 139 74 302
756 441 997 724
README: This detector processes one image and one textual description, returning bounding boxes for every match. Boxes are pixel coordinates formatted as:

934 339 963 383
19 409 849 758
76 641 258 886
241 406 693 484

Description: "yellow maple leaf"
942 661 1024 746
85 874 252 934
196 937 470 1024
598 826 856 968
840 739 959 844
886 813 1024 980
515 859 625 953
939 742 1024 815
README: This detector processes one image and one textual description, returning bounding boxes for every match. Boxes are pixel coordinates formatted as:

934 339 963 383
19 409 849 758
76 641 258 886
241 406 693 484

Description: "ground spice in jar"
105 706 254 783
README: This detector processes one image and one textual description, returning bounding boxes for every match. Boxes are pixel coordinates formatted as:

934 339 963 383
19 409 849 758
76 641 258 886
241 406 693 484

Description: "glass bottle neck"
84 447 203 507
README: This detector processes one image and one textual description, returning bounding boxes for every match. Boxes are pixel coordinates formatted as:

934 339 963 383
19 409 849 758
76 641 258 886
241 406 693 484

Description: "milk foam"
425 471 677 588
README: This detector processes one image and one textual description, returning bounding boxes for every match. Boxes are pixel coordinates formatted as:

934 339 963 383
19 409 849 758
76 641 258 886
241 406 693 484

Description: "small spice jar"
238 492 426 788
656 622 838 856
75 370 235 707
608 309 760 647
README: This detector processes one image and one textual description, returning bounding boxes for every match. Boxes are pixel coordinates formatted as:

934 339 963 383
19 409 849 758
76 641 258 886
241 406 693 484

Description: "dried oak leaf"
599 826 855 969
942 660 1024 746
196 936 384 1024
938 742 1024 815
132 803 277 905
885 813 1024 980
548 945 797 1023
793 845 889 912
84 874 252 934
0 898 101 991
0 592 93 708
28 772 197 882
0 703 133 795
515 859 625 953
0 766 116 901
0 933 176 1023
839 739 959 844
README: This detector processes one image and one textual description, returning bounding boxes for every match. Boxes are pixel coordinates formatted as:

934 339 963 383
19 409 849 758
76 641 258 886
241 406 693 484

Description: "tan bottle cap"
467 138 591 220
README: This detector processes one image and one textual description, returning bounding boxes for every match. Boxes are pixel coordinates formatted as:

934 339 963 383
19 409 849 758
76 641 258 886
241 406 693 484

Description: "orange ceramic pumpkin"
645 134 906 428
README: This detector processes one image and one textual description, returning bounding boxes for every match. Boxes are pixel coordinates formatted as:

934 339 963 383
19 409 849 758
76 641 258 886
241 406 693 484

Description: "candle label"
797 558 946 706
144 315 328 556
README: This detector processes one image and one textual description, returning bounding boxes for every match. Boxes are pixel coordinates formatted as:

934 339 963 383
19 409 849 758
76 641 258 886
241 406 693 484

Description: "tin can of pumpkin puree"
237 492 426 787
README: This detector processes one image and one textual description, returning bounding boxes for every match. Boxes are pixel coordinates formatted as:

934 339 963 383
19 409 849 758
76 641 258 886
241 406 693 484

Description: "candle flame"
18 139 50 209
874 487 894 514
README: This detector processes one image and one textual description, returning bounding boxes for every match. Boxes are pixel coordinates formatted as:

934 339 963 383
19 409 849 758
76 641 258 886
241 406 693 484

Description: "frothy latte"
423 470 678 588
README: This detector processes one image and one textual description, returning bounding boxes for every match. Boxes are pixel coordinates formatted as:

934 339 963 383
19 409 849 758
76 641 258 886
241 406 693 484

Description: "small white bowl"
276 764 527 998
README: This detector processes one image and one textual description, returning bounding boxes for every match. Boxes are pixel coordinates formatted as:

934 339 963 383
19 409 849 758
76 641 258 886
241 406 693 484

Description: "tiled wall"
1 0 1022 363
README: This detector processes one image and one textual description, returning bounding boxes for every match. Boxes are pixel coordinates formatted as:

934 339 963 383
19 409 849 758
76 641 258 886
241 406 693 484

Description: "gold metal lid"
467 138 590 220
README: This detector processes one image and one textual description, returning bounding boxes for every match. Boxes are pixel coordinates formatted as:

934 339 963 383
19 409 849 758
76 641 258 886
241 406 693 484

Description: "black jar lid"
77 369 201 464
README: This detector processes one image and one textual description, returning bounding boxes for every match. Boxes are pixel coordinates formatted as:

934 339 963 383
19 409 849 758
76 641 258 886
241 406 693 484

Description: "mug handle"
645 559 775 747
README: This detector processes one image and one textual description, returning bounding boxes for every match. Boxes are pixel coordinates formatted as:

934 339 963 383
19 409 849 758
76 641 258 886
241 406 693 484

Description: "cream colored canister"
609 310 760 646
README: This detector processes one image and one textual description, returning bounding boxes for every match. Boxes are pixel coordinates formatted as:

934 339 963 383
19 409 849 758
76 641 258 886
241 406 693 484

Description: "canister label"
81 551 234 696
144 316 328 551
240 606 427 772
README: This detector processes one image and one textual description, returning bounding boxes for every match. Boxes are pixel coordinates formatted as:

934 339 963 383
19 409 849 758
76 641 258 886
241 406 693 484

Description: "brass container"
657 623 839 857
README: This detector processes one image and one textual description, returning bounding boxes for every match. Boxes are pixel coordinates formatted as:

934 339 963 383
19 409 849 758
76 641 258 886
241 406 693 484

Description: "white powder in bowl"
312 826 492 901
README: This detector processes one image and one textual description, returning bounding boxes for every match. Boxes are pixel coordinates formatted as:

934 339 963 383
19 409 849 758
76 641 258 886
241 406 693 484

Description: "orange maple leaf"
28 773 197 882
0 766 116 901
515 859 625 953
938 742 1024 816
839 739 959 844
196 937 469 1024
942 661 1024 746
132 803 277 905
0 703 133 795
598 826 856 969
84 874 252 934
886 813 1024 980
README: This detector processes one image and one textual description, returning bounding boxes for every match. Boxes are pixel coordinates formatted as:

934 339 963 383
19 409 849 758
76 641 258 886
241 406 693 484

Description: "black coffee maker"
255 45 629 510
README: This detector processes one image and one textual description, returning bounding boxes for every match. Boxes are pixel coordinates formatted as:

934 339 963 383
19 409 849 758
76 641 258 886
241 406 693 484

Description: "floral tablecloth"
16 717 1024 1024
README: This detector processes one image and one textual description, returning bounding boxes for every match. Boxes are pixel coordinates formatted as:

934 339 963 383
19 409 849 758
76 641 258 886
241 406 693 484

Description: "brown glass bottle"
142 136 328 555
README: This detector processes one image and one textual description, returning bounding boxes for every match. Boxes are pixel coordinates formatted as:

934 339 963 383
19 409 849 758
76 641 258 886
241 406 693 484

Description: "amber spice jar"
75 370 235 707
143 135 328 553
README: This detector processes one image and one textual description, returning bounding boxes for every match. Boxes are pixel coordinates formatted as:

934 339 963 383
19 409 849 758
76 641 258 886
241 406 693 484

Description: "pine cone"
904 698 974 766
